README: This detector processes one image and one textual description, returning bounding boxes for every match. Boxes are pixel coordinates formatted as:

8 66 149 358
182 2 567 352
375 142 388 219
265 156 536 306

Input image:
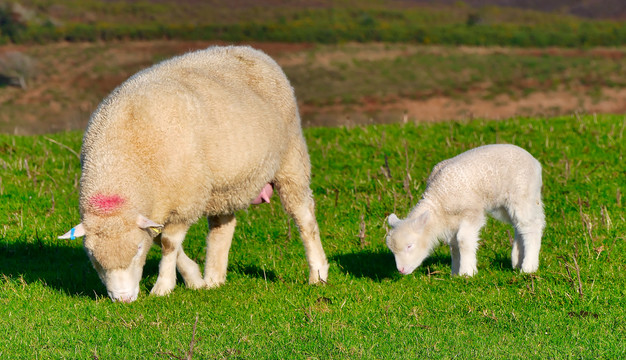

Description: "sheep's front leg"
151 223 196 296
204 214 236 288
454 218 484 276
176 248 205 290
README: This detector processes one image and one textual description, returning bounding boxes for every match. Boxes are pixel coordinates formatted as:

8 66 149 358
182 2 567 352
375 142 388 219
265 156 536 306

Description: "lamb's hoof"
150 279 176 296
456 268 478 277
459 273 476 277
520 263 539 274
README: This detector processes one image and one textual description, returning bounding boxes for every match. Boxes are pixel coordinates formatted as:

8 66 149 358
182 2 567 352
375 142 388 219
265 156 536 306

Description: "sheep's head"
386 211 434 275
60 213 162 303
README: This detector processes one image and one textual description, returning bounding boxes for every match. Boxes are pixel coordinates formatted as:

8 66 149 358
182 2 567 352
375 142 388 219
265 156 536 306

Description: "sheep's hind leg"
204 214 236 288
278 187 329 283
152 223 203 295
275 141 329 284
454 217 485 276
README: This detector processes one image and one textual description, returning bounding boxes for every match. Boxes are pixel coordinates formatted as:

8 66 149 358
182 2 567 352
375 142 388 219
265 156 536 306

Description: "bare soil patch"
0 41 314 134
300 87 626 127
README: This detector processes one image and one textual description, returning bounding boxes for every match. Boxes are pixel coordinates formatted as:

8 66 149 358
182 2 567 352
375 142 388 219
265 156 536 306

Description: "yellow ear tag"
150 227 163 237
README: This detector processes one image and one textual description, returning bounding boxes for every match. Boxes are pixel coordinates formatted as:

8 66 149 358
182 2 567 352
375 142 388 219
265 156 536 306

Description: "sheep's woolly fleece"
62 45 328 302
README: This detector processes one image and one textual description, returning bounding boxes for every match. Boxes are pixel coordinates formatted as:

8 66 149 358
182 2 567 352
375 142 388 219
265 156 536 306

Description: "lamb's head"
60 213 162 303
386 211 435 275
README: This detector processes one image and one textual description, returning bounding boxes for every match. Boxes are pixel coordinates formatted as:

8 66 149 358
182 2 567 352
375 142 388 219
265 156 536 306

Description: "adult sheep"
60 45 329 302
386 144 545 277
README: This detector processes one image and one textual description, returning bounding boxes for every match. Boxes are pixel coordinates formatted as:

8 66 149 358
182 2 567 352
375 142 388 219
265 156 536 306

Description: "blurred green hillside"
1 0 626 47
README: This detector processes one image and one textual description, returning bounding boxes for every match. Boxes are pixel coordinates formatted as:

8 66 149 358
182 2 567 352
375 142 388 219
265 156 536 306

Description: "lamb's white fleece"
387 144 545 276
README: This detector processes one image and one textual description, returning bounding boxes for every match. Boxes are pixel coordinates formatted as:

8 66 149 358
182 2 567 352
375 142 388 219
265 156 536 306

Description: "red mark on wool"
89 194 125 214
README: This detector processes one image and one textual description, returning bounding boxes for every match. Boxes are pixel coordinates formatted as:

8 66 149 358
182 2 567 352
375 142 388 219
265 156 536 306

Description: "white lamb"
60 45 329 302
386 144 545 276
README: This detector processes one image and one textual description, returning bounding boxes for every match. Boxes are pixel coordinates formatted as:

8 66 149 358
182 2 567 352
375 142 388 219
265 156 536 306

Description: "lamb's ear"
58 223 86 240
387 213 401 228
409 211 430 230
136 215 164 236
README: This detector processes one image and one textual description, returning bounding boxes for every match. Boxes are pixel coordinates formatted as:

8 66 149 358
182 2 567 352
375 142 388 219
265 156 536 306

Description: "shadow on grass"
0 239 162 300
415 253 453 275
332 250 399 280
229 262 278 282
332 250 453 280
488 252 514 272
0 74 13 87
0 239 105 299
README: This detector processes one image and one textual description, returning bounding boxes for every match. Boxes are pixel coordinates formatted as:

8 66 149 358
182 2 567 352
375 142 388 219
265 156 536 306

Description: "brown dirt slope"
1 41 626 134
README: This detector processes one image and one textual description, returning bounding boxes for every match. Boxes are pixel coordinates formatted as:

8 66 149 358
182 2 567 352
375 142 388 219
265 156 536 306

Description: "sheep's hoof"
150 279 176 296
309 263 329 284
204 277 225 289
184 276 206 290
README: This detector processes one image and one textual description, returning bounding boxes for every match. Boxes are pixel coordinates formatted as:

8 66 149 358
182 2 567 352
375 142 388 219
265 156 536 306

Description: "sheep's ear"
409 211 430 230
59 223 86 240
136 215 164 236
387 213 401 228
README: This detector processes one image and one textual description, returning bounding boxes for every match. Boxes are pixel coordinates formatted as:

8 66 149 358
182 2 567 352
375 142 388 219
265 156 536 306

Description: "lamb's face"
386 212 432 275
79 214 162 303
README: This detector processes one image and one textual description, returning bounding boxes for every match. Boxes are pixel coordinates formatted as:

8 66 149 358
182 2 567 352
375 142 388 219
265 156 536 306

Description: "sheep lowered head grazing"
387 144 545 277
60 46 329 302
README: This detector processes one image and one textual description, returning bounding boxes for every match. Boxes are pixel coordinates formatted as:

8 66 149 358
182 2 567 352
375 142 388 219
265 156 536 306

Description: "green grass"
1 114 625 358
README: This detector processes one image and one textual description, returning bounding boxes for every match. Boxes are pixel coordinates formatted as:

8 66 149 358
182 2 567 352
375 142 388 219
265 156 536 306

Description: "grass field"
0 114 624 358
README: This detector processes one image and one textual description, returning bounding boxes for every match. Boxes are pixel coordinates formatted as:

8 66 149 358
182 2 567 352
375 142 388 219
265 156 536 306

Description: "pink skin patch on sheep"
251 183 273 205
89 194 126 215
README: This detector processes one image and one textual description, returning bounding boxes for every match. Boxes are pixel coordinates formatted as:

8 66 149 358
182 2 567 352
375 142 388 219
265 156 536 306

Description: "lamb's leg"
455 217 484 276
511 198 545 273
275 140 329 284
449 235 461 275
514 220 544 273
518 230 542 273
511 230 523 270
204 214 236 288
151 223 201 295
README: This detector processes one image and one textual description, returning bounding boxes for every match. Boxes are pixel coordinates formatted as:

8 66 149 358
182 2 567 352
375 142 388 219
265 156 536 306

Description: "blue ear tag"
70 228 76 240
